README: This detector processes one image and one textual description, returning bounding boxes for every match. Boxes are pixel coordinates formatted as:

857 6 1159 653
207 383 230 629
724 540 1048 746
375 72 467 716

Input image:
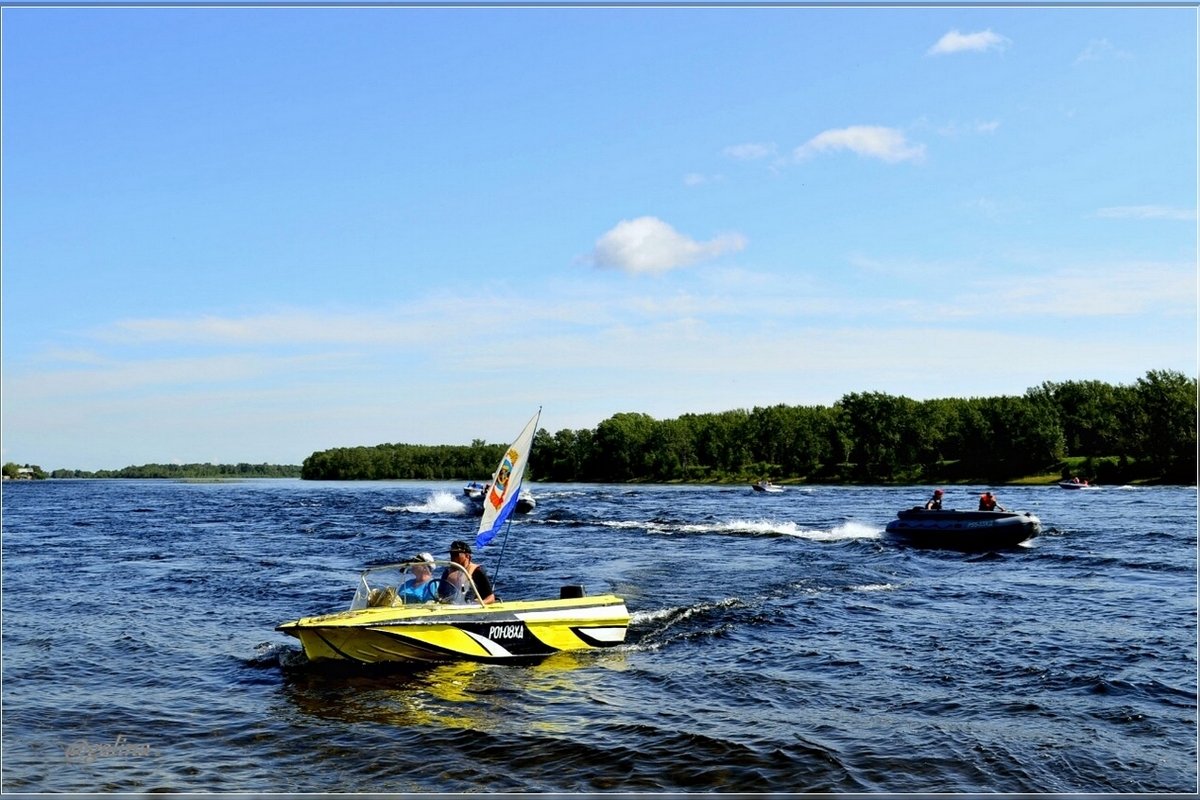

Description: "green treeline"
301 370 1197 485
301 440 507 481
48 463 302 479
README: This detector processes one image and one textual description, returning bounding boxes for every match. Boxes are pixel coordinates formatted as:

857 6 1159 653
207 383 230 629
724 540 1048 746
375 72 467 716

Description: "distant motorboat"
463 481 535 514
751 480 784 494
1058 478 1093 490
462 481 486 513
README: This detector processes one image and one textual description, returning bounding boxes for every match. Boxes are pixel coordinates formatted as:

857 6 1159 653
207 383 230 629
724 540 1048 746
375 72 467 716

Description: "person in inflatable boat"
978 492 1006 512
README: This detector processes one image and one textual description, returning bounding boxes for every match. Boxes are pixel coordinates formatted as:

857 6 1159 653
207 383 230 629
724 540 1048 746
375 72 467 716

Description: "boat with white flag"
276 410 630 665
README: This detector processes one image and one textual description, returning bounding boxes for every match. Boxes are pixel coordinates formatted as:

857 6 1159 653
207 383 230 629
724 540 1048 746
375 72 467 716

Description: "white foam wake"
384 490 468 515
599 518 882 541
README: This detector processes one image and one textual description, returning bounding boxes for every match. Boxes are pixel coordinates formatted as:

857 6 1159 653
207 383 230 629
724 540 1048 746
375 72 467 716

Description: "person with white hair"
397 552 439 604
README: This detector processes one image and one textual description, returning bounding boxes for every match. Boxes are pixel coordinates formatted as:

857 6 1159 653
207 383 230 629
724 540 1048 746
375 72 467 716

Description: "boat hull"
277 594 629 665
884 508 1040 551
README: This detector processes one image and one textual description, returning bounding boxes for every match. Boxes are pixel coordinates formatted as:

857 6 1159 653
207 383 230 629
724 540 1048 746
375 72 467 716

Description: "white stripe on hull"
577 626 628 645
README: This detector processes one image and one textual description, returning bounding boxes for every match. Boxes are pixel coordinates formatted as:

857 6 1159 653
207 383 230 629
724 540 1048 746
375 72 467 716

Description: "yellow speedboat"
277 559 630 665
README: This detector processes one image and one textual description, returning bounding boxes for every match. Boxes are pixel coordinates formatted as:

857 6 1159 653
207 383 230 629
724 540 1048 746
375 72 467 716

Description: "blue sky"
3 4 1196 471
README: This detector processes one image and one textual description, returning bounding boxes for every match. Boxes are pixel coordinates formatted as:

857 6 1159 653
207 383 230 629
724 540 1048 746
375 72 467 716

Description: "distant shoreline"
19 474 1182 487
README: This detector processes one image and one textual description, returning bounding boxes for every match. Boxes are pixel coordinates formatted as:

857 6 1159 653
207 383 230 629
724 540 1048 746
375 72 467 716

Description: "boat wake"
779 520 881 542
382 491 468 515
244 641 308 670
594 517 881 542
794 581 901 595
626 599 745 652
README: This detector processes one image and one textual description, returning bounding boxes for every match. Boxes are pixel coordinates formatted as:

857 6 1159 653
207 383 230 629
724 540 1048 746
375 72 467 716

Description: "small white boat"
751 480 784 493
1058 479 1092 490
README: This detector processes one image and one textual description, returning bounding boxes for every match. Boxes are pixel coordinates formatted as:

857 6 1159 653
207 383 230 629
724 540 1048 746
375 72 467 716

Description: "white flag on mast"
476 409 540 548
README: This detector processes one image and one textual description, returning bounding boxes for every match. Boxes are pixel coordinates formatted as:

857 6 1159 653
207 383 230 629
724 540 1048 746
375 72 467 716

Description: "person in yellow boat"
440 540 495 604
397 552 439 604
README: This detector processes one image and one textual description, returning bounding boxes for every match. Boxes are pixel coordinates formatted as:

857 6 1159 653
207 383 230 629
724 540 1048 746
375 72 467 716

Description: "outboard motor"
559 585 585 599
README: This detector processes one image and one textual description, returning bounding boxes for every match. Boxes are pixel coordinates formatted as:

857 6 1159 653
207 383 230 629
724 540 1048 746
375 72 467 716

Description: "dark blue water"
1 480 1195 792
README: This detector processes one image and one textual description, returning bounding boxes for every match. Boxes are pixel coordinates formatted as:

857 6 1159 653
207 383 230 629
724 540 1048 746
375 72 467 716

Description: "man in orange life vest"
978 492 1006 511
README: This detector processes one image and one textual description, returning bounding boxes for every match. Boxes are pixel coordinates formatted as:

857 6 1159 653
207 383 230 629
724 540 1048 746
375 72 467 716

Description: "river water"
1 479 1195 793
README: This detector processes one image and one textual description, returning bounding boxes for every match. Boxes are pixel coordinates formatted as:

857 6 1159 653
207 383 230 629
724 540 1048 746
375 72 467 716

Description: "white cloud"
97 310 422 346
10 352 352 399
723 142 777 160
927 29 1010 56
1075 38 1133 64
963 195 1005 220
1096 205 1196 221
860 257 1195 319
794 126 925 164
976 263 1195 317
929 119 1002 137
590 216 747 275
684 172 725 187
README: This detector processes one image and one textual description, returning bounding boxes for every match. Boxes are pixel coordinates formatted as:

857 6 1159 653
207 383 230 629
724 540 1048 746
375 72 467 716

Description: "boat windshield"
349 559 484 610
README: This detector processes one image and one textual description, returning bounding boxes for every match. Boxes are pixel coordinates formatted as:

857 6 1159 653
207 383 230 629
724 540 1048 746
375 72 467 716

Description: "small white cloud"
684 172 724 187
723 142 777 160
591 216 747 275
1096 205 1196 221
927 29 1010 56
930 118 1001 137
1075 38 1133 64
794 126 925 164
963 195 1005 220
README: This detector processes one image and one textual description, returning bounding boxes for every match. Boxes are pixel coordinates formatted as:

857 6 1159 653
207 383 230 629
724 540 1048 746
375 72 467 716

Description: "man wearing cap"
925 489 944 510
440 540 495 604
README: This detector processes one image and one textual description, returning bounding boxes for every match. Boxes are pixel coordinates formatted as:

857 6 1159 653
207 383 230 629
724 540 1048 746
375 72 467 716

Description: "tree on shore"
4 462 47 480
